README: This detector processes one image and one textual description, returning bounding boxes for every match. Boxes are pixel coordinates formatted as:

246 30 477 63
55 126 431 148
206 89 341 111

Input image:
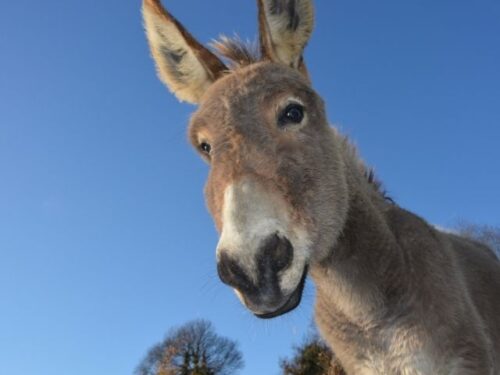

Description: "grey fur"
199 61 500 374
142 1 500 373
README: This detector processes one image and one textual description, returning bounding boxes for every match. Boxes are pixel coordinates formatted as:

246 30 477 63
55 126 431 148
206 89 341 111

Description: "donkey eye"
278 103 305 127
200 142 211 155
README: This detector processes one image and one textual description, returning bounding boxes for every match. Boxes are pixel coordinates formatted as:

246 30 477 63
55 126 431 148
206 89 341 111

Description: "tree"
455 222 500 257
136 320 244 375
280 332 345 375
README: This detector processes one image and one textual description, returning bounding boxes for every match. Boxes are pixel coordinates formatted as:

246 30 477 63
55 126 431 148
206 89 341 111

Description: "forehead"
189 62 314 136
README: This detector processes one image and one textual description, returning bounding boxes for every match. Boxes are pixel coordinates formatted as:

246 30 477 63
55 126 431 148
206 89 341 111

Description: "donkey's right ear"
142 0 227 104
258 0 314 76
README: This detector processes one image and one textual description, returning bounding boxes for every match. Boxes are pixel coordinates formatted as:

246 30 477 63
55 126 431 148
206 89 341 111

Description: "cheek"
204 176 224 232
277 157 315 212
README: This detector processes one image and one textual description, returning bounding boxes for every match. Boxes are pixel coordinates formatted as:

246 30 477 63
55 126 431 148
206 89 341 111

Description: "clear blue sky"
1 1 499 374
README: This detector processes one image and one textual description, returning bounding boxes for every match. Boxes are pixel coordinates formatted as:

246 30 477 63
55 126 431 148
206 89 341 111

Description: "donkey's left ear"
258 0 314 73
142 0 227 104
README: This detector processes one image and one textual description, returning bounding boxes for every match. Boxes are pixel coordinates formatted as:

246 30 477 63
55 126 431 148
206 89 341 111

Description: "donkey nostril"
217 252 233 286
217 251 254 293
262 234 294 272
275 237 293 271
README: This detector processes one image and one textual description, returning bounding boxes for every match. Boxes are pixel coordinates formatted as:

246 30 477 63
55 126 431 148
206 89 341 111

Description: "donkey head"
143 0 349 318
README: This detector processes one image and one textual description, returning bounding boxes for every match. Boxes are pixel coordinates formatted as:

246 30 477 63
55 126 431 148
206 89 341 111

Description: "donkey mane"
210 35 261 68
338 134 393 203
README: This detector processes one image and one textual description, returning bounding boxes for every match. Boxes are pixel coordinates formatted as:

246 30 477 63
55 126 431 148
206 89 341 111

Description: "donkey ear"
258 0 314 71
142 0 227 104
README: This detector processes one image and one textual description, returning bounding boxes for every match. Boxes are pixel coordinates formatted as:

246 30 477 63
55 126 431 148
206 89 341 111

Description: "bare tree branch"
135 320 243 375
280 330 345 375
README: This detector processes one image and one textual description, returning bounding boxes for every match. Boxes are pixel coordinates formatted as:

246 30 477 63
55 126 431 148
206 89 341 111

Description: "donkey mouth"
254 266 308 319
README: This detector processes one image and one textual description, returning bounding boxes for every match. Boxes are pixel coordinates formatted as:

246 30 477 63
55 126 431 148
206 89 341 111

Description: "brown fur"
142 0 227 103
143 1 500 373
211 36 260 69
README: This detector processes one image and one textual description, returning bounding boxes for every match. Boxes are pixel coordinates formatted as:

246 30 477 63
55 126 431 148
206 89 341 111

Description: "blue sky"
0 1 499 374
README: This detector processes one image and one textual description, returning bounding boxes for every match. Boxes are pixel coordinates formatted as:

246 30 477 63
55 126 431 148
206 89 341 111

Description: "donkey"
142 0 500 373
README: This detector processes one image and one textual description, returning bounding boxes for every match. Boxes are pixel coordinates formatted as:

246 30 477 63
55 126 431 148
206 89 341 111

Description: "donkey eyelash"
277 98 305 111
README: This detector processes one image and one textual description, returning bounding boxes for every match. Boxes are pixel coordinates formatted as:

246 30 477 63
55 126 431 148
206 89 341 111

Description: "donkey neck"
310 144 408 325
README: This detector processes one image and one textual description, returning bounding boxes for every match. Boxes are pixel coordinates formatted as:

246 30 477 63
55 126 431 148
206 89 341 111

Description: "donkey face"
190 63 349 317
143 0 348 318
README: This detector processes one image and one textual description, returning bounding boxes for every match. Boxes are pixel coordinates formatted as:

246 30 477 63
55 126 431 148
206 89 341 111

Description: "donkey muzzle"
217 234 306 318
